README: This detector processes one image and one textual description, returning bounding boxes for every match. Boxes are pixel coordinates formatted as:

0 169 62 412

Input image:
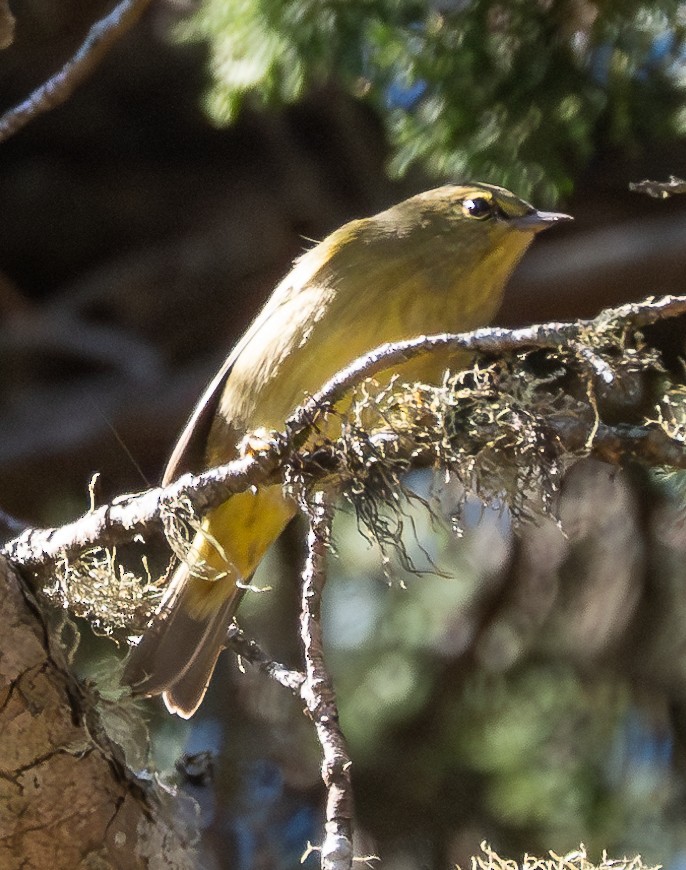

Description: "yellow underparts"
182 485 296 620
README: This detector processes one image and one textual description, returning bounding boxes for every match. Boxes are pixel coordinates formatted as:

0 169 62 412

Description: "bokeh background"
4 1 686 868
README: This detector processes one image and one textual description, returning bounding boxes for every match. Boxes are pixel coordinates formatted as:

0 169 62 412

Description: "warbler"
123 182 571 717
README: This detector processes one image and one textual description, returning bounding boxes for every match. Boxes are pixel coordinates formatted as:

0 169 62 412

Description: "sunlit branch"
4 294 686 573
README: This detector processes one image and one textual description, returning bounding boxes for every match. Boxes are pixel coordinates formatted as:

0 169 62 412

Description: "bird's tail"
123 486 295 717
122 558 245 718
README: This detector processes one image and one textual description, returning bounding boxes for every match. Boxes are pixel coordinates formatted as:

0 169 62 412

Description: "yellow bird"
123 182 571 717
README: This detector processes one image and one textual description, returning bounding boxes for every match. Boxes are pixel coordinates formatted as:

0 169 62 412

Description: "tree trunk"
0 556 195 869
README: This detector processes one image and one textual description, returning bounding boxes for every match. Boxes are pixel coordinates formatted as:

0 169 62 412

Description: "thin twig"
0 0 154 143
2 448 285 569
300 492 354 870
225 624 305 693
630 176 686 199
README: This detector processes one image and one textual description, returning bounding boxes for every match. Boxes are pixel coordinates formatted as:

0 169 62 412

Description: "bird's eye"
462 197 493 220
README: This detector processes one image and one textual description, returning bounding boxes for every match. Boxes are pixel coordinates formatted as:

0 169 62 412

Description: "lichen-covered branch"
2 448 284 570
286 294 686 424
2 292 686 866
548 416 686 468
4 293 686 577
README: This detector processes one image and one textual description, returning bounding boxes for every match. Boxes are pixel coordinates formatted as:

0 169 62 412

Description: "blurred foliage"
320 484 686 865
175 0 686 201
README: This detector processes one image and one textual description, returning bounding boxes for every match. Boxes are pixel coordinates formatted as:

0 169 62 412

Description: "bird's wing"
163 351 239 485
162 237 340 486
162 266 311 485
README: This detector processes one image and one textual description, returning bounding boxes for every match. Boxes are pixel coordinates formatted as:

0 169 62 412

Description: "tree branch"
0 0 155 143
548 416 686 468
630 176 686 199
4 294 686 573
2 449 284 570
300 492 354 870
225 623 305 693
285 294 686 425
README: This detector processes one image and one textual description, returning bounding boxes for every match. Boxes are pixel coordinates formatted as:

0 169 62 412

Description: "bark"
0 557 196 869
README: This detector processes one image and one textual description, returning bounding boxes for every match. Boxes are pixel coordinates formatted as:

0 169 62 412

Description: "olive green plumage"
123 182 571 717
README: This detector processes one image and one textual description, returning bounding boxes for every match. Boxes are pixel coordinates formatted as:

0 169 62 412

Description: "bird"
123 182 572 717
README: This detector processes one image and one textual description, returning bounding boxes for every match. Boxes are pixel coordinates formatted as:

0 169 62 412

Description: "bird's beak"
511 209 573 233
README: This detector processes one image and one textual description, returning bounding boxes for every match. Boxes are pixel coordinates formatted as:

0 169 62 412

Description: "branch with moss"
464 844 658 870
4 293 686 578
